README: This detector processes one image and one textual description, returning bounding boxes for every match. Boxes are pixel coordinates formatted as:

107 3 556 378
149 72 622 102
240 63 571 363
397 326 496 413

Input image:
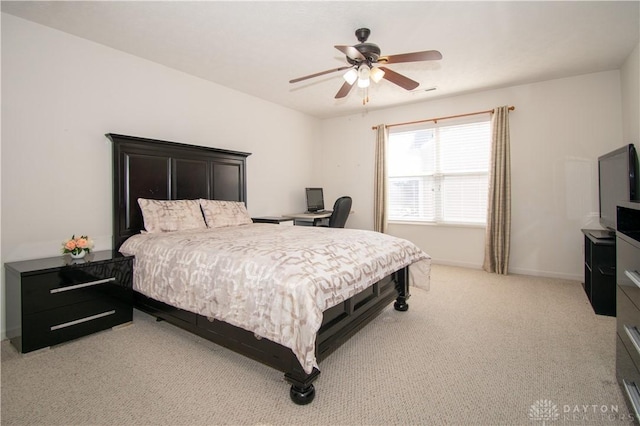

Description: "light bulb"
343 68 357 85
357 64 370 88
358 78 370 88
370 67 385 83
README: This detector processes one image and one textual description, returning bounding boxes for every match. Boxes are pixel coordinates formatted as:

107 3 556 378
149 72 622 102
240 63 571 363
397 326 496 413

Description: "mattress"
119 223 431 373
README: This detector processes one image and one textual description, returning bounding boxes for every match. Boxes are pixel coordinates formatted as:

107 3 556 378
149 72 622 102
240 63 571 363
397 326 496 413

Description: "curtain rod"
371 105 515 130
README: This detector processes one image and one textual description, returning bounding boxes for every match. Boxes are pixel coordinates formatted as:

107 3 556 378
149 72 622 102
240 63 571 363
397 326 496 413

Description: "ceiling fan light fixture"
290 28 443 106
343 68 358 85
370 67 385 83
357 64 370 88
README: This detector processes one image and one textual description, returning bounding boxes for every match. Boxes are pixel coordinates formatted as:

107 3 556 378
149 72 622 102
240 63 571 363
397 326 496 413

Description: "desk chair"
317 196 352 228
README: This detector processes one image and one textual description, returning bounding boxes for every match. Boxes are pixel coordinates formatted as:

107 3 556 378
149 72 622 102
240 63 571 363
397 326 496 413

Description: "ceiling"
2 1 639 119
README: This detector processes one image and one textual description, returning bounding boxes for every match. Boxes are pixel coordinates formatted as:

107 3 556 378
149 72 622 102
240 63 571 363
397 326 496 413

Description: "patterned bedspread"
119 224 431 373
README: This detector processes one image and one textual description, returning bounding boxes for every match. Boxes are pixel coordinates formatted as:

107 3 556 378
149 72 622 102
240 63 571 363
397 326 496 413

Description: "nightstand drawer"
22 260 131 314
21 297 132 353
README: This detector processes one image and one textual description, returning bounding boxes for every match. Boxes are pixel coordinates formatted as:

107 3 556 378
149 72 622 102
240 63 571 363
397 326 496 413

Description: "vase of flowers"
62 235 94 259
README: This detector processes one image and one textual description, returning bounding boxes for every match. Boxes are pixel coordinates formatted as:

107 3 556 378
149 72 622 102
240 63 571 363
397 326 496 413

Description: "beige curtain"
374 124 388 233
483 106 511 274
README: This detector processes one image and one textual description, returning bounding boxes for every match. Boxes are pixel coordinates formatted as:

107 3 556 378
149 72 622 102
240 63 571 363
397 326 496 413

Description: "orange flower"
61 235 93 255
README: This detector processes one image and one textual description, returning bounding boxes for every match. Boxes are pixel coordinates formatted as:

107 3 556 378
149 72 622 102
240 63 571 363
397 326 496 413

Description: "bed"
108 133 431 404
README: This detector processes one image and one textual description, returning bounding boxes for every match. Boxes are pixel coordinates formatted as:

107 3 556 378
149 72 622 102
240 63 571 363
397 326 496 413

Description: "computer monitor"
305 188 325 212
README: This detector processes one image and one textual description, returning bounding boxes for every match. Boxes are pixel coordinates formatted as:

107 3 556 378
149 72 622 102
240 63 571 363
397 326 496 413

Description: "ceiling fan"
289 28 442 103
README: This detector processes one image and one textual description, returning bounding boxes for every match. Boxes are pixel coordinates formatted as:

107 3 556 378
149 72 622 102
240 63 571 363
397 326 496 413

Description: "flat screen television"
305 188 325 212
598 144 639 231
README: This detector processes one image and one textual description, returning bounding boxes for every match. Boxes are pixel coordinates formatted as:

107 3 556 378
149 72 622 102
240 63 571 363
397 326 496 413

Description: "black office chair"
318 196 352 228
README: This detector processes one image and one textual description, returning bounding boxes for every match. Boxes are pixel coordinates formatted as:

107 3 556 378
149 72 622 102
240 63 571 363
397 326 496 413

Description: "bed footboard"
133 265 410 405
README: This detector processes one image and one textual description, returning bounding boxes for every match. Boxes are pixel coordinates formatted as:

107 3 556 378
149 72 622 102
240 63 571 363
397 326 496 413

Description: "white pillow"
199 199 252 228
137 199 207 233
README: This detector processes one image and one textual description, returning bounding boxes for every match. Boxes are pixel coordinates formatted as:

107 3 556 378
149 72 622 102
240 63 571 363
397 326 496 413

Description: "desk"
252 216 294 225
285 212 332 226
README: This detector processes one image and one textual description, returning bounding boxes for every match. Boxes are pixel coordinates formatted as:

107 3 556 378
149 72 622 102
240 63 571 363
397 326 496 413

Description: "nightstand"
252 216 294 225
5 250 134 353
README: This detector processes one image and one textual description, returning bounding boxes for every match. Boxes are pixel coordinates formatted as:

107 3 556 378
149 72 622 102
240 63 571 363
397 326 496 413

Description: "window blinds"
388 118 491 225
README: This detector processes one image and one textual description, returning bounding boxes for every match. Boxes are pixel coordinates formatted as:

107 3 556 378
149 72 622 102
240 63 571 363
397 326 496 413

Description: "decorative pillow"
199 199 252 228
137 199 207 233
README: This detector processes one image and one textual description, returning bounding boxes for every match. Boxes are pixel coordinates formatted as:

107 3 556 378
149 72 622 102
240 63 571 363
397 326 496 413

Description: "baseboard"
430 260 581 282
507 267 581 282
430 259 483 270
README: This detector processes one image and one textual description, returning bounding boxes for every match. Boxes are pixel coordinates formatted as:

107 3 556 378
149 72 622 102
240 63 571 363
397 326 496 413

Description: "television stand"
581 229 616 316
588 229 615 240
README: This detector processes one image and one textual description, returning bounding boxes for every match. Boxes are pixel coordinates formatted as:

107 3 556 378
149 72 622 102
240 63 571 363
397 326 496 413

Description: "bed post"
284 367 320 405
394 266 410 311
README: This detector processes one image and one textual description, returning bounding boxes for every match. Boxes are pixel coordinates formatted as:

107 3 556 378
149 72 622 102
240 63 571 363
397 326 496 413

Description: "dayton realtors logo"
529 399 560 425
529 399 634 423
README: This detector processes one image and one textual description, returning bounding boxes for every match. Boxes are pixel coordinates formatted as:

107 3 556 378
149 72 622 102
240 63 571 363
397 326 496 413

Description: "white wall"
621 41 640 144
1 13 635 340
318 71 624 280
0 14 319 337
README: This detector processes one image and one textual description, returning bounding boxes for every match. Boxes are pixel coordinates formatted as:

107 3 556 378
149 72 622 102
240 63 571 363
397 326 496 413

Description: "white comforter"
119 224 431 373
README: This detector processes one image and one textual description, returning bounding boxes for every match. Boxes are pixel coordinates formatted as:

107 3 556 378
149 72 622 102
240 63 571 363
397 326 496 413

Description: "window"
387 117 491 225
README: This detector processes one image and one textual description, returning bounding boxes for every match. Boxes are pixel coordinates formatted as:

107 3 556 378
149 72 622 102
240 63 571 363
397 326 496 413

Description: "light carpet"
1 264 632 425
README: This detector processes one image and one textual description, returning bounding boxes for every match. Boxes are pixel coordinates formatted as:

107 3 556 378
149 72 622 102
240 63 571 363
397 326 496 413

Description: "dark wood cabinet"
582 229 616 316
5 250 133 353
616 201 640 420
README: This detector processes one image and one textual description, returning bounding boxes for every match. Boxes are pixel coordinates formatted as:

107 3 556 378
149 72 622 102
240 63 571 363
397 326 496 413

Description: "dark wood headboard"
108 133 251 250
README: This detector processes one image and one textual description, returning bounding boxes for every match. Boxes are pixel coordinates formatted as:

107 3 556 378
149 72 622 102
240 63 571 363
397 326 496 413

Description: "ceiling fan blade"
378 67 420 91
379 50 442 64
335 45 365 61
289 66 352 84
335 81 354 99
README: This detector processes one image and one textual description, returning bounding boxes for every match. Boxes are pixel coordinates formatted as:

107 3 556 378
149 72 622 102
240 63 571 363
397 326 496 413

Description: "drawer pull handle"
50 310 116 331
50 277 116 294
624 325 640 356
623 380 640 420
625 270 640 289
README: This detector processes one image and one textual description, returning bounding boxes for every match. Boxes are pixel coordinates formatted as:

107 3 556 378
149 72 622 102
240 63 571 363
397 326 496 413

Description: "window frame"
386 116 491 227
